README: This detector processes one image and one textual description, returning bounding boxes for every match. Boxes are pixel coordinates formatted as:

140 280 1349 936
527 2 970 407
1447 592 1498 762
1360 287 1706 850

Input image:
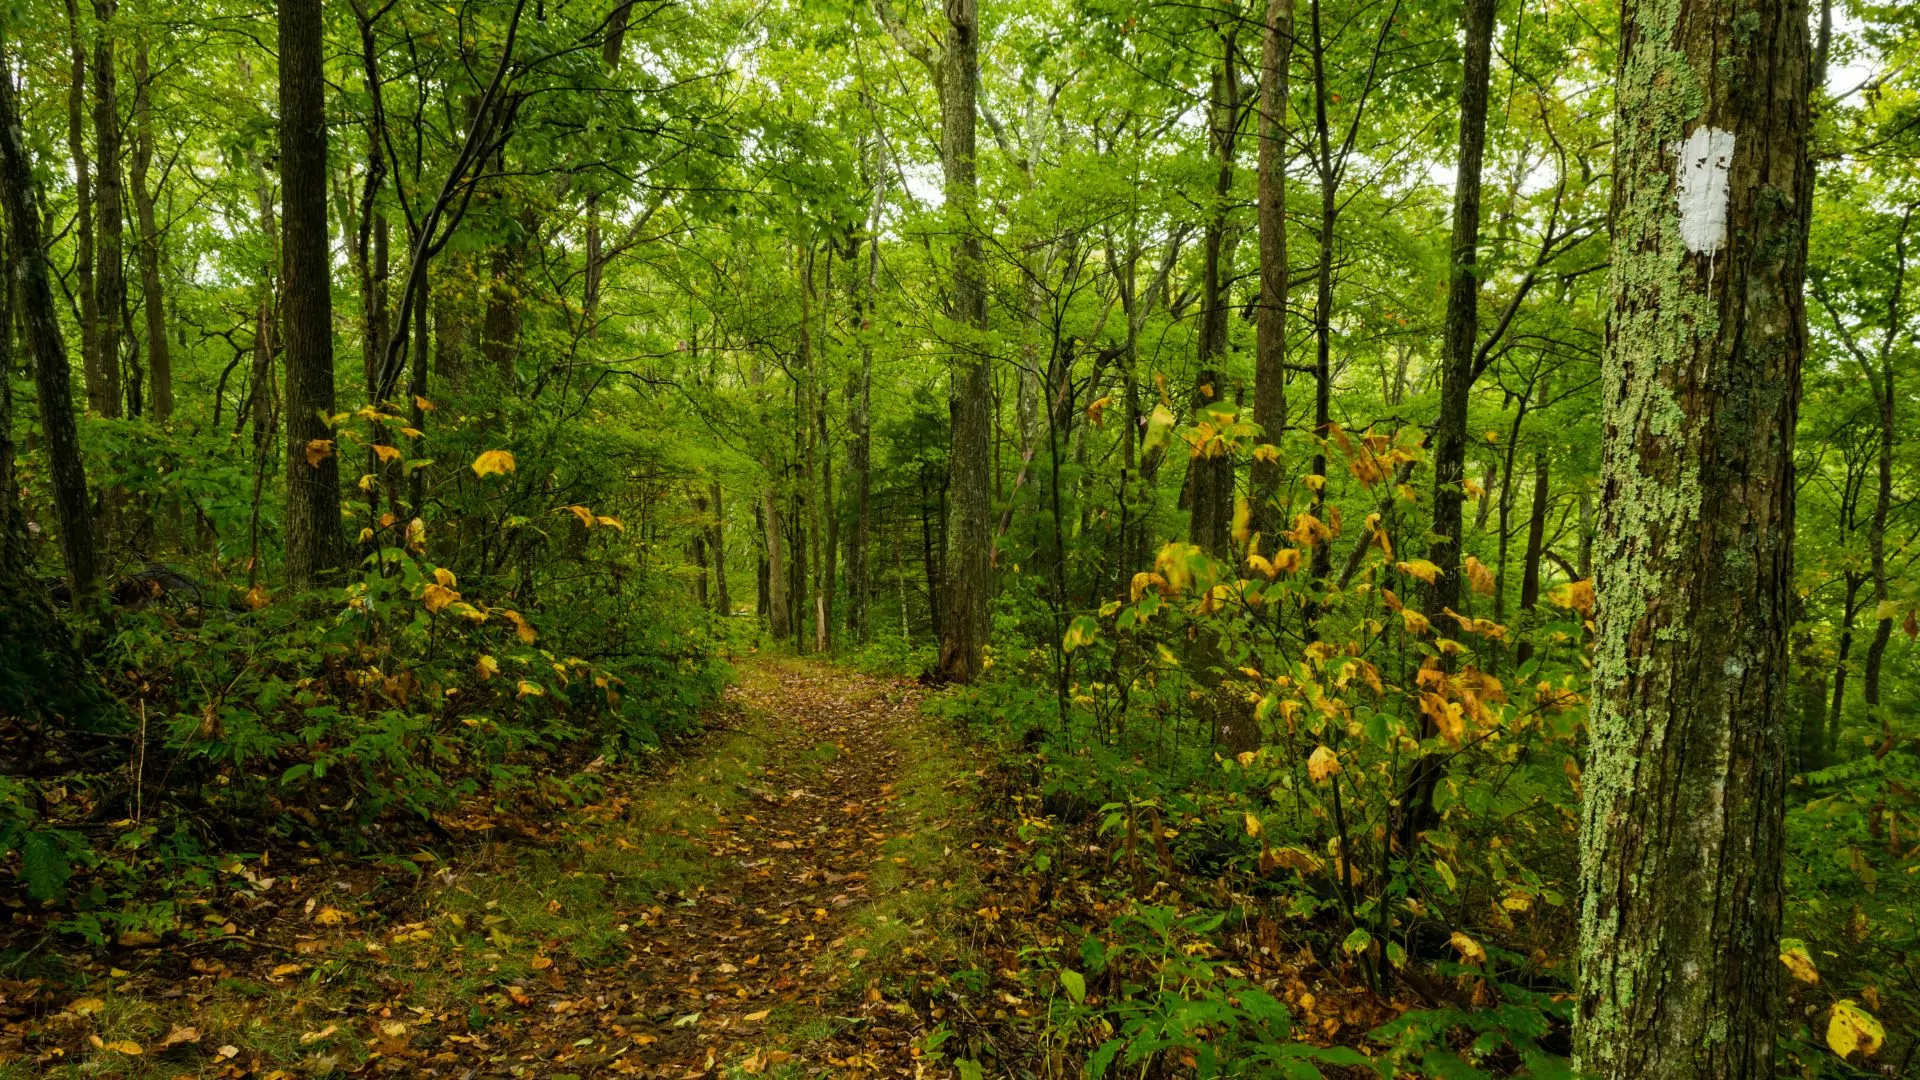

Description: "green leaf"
23 831 71 902
1341 927 1373 955
1059 967 1086 1005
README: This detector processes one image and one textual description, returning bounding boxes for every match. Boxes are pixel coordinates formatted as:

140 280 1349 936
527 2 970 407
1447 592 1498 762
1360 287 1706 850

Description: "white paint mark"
1672 127 1735 256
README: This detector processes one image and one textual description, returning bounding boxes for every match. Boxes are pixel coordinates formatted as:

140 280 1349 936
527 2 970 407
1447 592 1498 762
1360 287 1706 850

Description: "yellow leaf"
1827 1000 1884 1059
1779 939 1819 984
372 444 402 464
742 1008 771 1022
1243 811 1262 838
305 439 334 467
422 583 460 613
405 517 427 551
299 1024 339 1045
1231 496 1251 545
1449 932 1486 964
1464 556 1496 597
313 906 351 926
471 449 516 478
1397 559 1442 585
70 997 106 1017
1307 746 1341 784
244 584 271 610
476 655 499 681
595 515 624 531
433 567 457 587
563 505 596 527
1400 607 1431 635
1251 443 1280 464
1085 395 1114 426
270 962 305 977
414 395 436 412
516 679 545 699
501 609 537 644
101 1039 143 1055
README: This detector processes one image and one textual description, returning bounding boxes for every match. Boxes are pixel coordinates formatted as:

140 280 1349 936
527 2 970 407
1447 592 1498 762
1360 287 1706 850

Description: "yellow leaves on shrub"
1307 745 1341 784
1551 578 1595 616
1399 607 1431 635
501 609 537 644
1449 932 1487 964
372 444 402 465
1464 556 1496 597
1062 616 1099 653
1130 571 1167 600
1826 999 1884 1059
1242 812 1262 838
471 449 516 478
305 439 334 467
405 518 427 552
1231 496 1251 545
421 584 460 613
244 584 271 610
1421 691 1468 744
516 679 544 700
1779 938 1819 984
476 655 500 681
1251 442 1281 463
1396 558 1441 584
1287 512 1331 548
433 567 457 587
1085 395 1114 426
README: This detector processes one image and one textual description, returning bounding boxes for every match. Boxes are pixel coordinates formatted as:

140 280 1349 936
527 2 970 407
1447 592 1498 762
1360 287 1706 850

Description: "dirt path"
603 661 920 1077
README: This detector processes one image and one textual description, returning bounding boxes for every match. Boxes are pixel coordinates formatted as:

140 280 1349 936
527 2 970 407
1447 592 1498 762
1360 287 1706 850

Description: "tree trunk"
1514 436 1551 667
1188 32 1239 559
691 488 710 607
764 488 789 640
130 41 171 420
710 481 730 615
279 0 346 587
1250 0 1290 538
1860 211 1907 714
0 59 101 604
1424 0 1495 616
1398 0 1495 846
92 0 125 419
934 0 992 683
1574 0 1811 1072
1305 0 1335 586
63 0 103 417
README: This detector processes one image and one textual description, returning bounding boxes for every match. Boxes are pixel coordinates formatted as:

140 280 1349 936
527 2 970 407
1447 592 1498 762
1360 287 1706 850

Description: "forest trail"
589 659 928 1078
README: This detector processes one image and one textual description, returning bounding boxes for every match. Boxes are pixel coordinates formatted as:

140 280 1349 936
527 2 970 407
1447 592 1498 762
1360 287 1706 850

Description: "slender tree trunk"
63 0 103 416
1861 212 1907 713
0 60 101 604
1514 436 1551 666
1574 0 1811 1072
1250 0 1290 538
710 481 730 615
764 488 789 640
130 41 171 420
934 0 992 683
280 0 346 587
1306 0 1335 586
1188 31 1239 559
92 0 125 419
691 487 710 607
1397 0 1495 845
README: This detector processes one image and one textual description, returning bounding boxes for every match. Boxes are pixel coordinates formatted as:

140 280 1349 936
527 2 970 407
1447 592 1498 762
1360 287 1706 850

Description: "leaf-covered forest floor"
0 660 990 1079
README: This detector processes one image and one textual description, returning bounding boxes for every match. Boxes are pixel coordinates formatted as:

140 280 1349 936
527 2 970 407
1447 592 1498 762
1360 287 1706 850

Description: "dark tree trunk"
0 58 101 605
279 0 346 587
1188 31 1239 559
1860 211 1907 714
1250 0 1290 538
1574 0 1811 1073
1399 0 1495 846
63 0 103 416
92 0 125 419
710 481 730 615
131 41 171 420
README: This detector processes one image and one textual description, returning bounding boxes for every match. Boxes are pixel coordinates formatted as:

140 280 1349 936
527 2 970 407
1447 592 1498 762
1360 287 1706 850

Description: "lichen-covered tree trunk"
279 0 346 587
1574 0 1811 1073
934 0 992 683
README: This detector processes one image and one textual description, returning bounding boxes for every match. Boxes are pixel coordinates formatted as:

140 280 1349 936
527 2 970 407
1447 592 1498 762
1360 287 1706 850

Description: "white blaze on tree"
1673 126 1735 256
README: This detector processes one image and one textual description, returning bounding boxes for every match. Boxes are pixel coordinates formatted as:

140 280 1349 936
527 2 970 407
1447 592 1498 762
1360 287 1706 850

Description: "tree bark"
92 0 125 419
279 0 346 587
1860 210 1908 714
764 488 789 640
0 57 101 604
1188 30 1239 559
934 0 992 683
130 41 171 420
1574 0 1810 1073
63 0 103 416
1250 0 1290 539
710 481 730 615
